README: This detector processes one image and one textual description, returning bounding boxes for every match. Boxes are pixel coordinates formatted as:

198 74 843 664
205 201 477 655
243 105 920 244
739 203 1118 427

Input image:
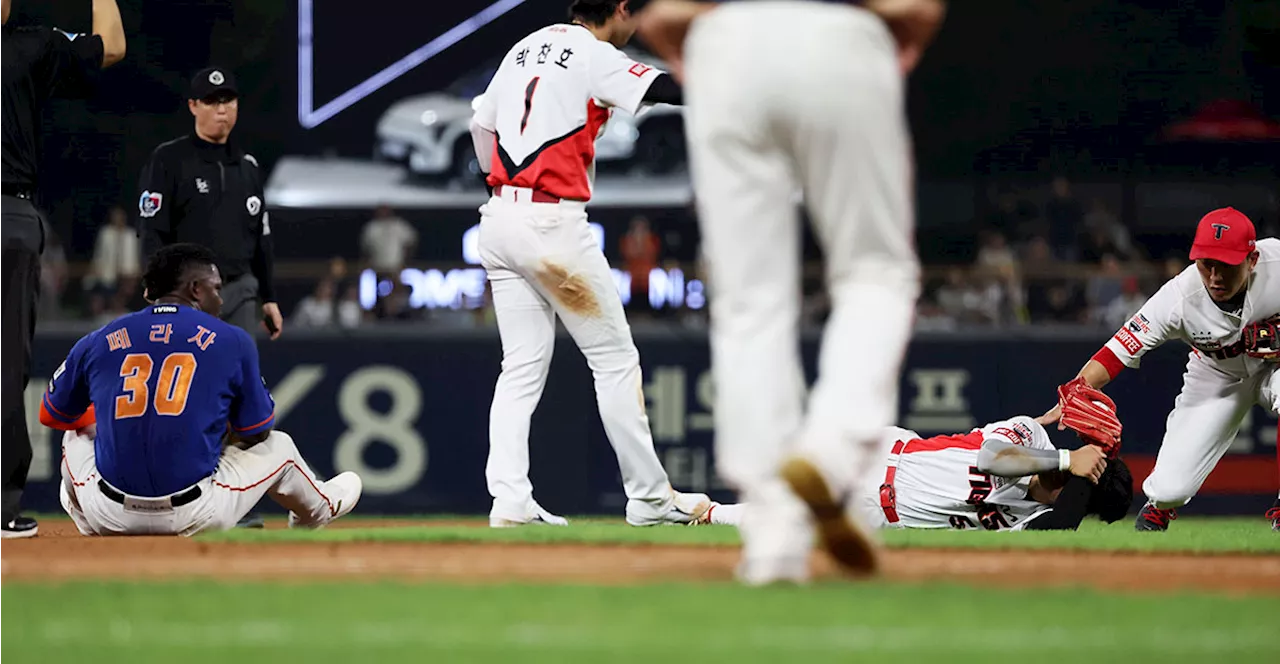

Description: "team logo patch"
992 426 1029 446
246 195 261 216
209 70 225 85
196 178 209 194
54 28 80 41
1127 313 1150 334
1114 327 1143 354
139 191 163 218
627 63 652 78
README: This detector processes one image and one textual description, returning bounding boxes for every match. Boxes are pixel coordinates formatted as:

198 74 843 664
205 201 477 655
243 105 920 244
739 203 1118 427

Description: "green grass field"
5 516 1278 663
200 516 1280 554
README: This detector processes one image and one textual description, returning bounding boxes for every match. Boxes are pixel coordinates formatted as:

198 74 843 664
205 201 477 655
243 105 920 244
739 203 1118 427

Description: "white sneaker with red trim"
289 472 362 529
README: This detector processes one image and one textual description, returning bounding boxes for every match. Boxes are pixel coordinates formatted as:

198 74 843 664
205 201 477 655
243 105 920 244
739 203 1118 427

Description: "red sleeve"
1090 347 1126 380
39 402 96 431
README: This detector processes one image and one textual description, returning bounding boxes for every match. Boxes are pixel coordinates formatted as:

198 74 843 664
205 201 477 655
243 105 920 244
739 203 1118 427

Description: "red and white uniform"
1091 236 1280 509
854 418 1056 530
470 26 690 525
473 24 660 201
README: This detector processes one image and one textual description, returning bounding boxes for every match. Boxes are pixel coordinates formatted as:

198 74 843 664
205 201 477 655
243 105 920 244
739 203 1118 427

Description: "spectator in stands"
85 205 140 300
975 230 1017 271
360 205 417 277
1085 253 1125 317
913 295 957 332
1099 275 1147 329
986 187 1037 238
292 279 337 328
621 215 661 312
337 284 363 329
1082 198 1133 259
1044 176 1083 261
1161 255 1186 281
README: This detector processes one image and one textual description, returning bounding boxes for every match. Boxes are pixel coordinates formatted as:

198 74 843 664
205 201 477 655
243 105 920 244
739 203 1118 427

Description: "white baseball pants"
686 3 919 507
478 187 672 521
1144 358 1280 508
59 430 344 536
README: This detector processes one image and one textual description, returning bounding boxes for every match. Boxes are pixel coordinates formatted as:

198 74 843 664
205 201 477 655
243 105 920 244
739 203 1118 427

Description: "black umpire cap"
189 67 238 100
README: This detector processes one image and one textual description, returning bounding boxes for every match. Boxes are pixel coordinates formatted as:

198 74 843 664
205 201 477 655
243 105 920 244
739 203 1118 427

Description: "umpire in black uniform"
136 66 279 528
137 67 282 339
1 0 126 539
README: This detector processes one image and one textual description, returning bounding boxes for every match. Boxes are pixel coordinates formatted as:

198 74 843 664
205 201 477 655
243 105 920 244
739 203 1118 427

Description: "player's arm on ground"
227 330 276 447
136 148 178 286
39 335 97 432
1021 475 1094 531
976 420 1107 483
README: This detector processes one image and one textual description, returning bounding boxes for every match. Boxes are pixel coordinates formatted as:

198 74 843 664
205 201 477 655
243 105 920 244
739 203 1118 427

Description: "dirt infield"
5 520 1280 595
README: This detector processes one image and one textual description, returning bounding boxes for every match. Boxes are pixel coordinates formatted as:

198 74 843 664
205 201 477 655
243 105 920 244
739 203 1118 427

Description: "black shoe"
235 512 265 529
1134 503 1177 532
1266 500 1280 532
1 515 39 539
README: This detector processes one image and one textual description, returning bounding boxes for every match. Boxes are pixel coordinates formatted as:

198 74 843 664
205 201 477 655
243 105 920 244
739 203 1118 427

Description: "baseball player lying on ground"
699 388 1132 531
1042 207 1280 532
40 244 361 536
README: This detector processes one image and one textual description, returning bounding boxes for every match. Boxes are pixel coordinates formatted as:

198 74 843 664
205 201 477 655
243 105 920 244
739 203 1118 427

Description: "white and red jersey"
1095 238 1280 380
472 24 663 201
875 417 1055 530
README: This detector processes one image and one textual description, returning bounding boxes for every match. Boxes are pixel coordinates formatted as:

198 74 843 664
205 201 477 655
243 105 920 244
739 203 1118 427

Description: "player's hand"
864 0 948 75
635 0 714 84
1036 403 1063 428
262 302 283 340
1068 445 1107 484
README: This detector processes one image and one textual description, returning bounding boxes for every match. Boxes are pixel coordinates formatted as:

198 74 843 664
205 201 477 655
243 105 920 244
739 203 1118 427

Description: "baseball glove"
1056 376 1122 457
1241 318 1280 361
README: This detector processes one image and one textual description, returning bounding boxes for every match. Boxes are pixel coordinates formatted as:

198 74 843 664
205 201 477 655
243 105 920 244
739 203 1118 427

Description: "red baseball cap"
1189 207 1256 265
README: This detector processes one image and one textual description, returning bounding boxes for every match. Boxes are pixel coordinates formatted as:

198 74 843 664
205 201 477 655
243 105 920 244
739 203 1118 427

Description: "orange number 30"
114 353 198 420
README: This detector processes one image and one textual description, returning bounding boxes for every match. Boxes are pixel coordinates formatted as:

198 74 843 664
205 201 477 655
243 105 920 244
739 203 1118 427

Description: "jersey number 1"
520 76 540 135
115 353 198 419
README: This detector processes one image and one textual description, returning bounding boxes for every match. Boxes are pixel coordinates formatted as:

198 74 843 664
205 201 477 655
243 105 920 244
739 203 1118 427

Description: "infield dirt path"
5 520 1279 595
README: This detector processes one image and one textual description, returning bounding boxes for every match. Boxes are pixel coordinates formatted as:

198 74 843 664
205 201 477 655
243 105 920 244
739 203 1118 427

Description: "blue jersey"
43 304 276 496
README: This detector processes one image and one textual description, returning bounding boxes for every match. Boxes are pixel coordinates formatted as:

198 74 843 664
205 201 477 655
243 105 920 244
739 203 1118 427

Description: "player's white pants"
685 2 919 523
59 430 346 536
1144 358 1280 508
478 189 672 521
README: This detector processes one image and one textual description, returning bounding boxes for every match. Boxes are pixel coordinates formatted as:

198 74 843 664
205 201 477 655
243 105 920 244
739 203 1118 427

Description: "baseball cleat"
1 515 39 539
235 512 265 529
489 501 569 528
289 472 363 529
1134 503 1177 531
1266 501 1280 532
780 456 880 576
626 490 711 526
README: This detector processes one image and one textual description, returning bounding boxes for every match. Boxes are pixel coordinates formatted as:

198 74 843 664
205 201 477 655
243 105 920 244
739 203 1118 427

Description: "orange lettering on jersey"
105 328 132 351
149 323 173 344
186 326 217 351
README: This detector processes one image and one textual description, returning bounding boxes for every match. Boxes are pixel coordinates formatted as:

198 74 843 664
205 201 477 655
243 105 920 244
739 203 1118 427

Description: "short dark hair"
1087 456 1134 523
142 243 220 300
568 0 624 26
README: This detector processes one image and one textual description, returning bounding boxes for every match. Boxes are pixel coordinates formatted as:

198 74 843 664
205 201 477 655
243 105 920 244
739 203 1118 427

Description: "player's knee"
1142 475 1196 509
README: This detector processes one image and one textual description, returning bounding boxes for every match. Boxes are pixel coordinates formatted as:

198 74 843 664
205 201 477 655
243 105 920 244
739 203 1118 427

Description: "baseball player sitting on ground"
1042 207 1280 532
469 0 709 527
41 244 361 536
701 385 1133 531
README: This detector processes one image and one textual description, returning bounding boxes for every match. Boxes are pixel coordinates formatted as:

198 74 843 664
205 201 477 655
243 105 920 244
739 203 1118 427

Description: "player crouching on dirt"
699 381 1133 531
40 244 361 536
